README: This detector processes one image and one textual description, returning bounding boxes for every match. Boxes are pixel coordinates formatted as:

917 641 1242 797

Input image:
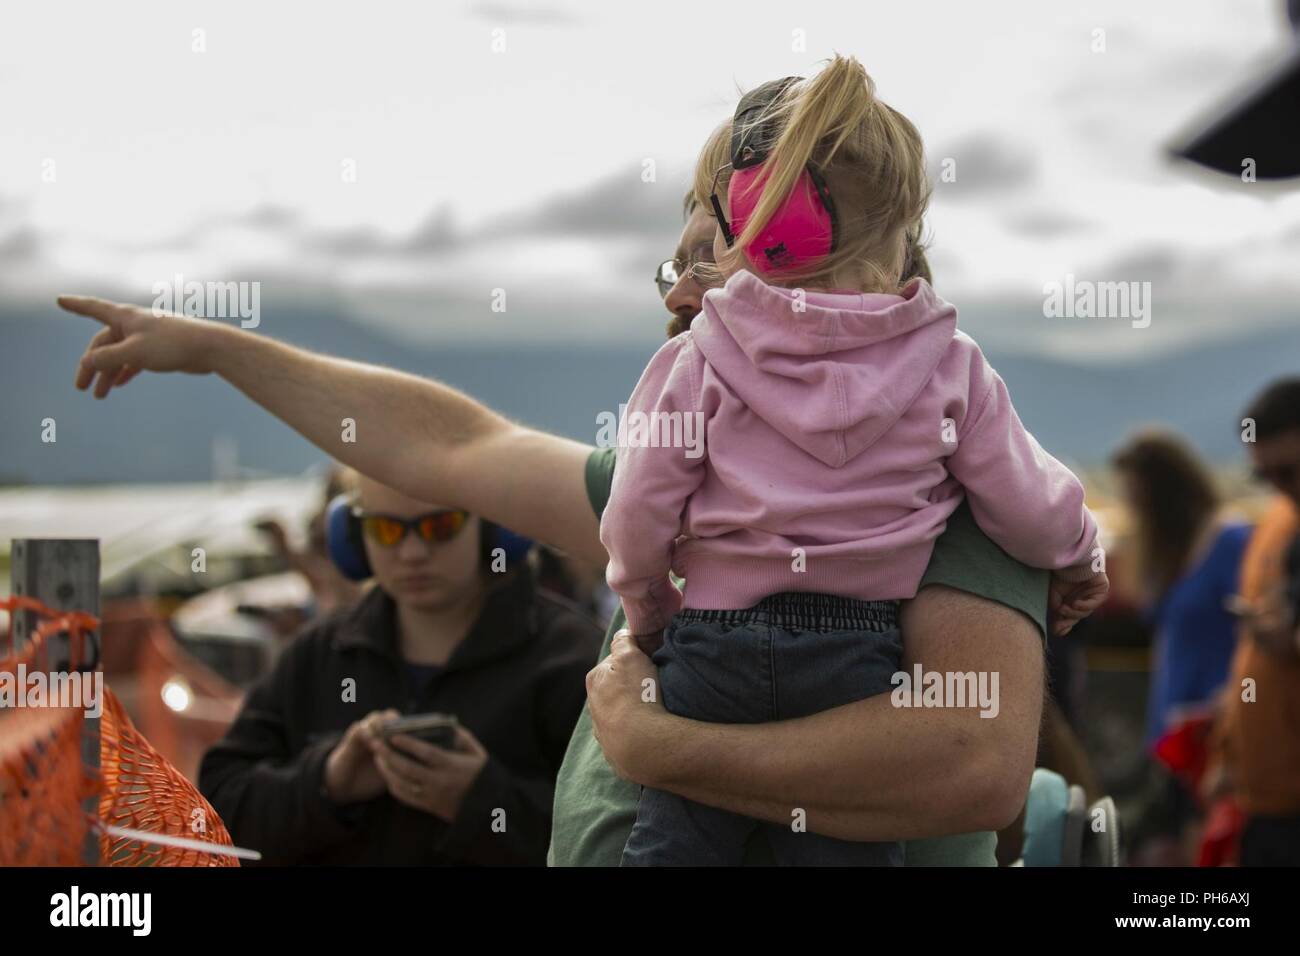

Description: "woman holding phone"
198 473 602 865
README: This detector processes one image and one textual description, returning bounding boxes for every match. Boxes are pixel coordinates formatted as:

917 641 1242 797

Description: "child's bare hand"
632 629 665 656
1049 565 1109 637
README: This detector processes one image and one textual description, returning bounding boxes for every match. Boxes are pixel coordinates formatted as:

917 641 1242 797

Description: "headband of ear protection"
716 75 839 275
324 494 533 582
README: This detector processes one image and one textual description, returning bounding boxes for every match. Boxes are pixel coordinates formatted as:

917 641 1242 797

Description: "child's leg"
620 614 778 866
769 614 903 720
622 787 756 866
765 604 906 866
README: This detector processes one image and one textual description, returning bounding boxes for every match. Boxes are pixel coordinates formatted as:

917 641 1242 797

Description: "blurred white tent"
0 478 321 593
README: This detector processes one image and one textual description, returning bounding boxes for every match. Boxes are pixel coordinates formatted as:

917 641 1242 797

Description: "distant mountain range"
3 298 1297 485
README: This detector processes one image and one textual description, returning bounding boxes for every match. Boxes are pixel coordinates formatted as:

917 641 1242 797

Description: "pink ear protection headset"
710 76 839 274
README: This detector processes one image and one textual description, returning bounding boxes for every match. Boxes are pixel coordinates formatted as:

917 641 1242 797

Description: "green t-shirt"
547 446 1047 867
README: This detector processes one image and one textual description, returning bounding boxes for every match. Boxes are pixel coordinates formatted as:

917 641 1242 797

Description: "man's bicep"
446 426 606 564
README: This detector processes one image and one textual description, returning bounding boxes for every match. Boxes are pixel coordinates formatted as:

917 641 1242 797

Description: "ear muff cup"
488 525 534 567
325 495 535 581
326 494 372 581
727 163 837 274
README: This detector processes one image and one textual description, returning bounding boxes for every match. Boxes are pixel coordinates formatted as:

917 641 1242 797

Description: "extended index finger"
56 295 129 326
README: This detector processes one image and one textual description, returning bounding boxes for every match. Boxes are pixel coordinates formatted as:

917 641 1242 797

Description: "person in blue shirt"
1112 431 1251 746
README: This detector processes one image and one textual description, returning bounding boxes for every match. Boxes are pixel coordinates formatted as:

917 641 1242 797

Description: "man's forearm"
209 324 606 562
640 587 1044 841
649 696 1019 841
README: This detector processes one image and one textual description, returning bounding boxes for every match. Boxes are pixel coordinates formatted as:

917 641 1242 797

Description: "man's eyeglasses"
354 508 469 547
655 249 718 298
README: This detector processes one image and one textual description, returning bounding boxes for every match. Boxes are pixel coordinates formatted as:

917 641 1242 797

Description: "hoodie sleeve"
600 335 709 635
946 352 1098 571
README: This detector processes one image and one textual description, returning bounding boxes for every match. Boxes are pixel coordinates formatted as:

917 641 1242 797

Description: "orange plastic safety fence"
0 596 98 865
0 702 97 866
98 686 237 866
1 596 238 866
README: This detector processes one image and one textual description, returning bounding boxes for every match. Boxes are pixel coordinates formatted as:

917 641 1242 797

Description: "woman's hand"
585 629 674 784
324 709 398 804
371 725 489 822
56 294 227 398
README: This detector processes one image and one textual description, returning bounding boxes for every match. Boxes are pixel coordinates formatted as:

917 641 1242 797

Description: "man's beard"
665 313 697 339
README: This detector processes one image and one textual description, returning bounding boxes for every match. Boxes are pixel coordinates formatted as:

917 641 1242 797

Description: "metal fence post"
10 538 101 866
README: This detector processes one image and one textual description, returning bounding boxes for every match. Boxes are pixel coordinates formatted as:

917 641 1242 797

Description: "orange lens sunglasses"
355 508 469 547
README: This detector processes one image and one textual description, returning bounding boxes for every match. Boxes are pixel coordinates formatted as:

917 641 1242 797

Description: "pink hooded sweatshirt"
601 270 1098 636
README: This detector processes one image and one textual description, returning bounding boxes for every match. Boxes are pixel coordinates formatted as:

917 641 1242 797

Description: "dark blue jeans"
621 592 904 867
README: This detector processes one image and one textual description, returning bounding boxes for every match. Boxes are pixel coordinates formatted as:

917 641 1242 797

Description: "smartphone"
382 713 459 749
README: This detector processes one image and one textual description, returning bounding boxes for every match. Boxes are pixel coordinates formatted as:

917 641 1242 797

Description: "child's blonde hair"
693 55 930 293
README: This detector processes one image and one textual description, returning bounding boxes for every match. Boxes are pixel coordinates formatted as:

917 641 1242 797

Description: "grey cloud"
480 165 688 241
115 203 303 255
302 225 393 257
929 133 1037 200
296 207 456 257
239 203 301 231
297 165 685 262
402 207 458 253
0 227 41 260
1094 247 1182 285
1004 209 1098 238
182 202 302 239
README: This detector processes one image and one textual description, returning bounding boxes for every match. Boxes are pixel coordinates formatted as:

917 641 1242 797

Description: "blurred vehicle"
170 570 314 684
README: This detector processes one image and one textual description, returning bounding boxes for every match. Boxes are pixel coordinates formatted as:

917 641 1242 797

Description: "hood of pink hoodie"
691 270 959 468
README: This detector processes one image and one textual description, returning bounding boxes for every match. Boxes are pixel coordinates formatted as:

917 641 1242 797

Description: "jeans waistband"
675 592 900 634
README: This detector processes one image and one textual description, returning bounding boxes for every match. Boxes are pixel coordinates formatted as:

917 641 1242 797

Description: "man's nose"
664 275 704 320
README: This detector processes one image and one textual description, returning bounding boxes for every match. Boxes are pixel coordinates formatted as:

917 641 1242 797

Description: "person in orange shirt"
1216 377 1300 866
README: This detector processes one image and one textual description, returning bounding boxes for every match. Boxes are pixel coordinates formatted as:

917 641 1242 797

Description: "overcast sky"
3 0 1299 359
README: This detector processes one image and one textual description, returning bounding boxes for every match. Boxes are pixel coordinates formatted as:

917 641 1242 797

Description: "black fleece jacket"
198 568 601 865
